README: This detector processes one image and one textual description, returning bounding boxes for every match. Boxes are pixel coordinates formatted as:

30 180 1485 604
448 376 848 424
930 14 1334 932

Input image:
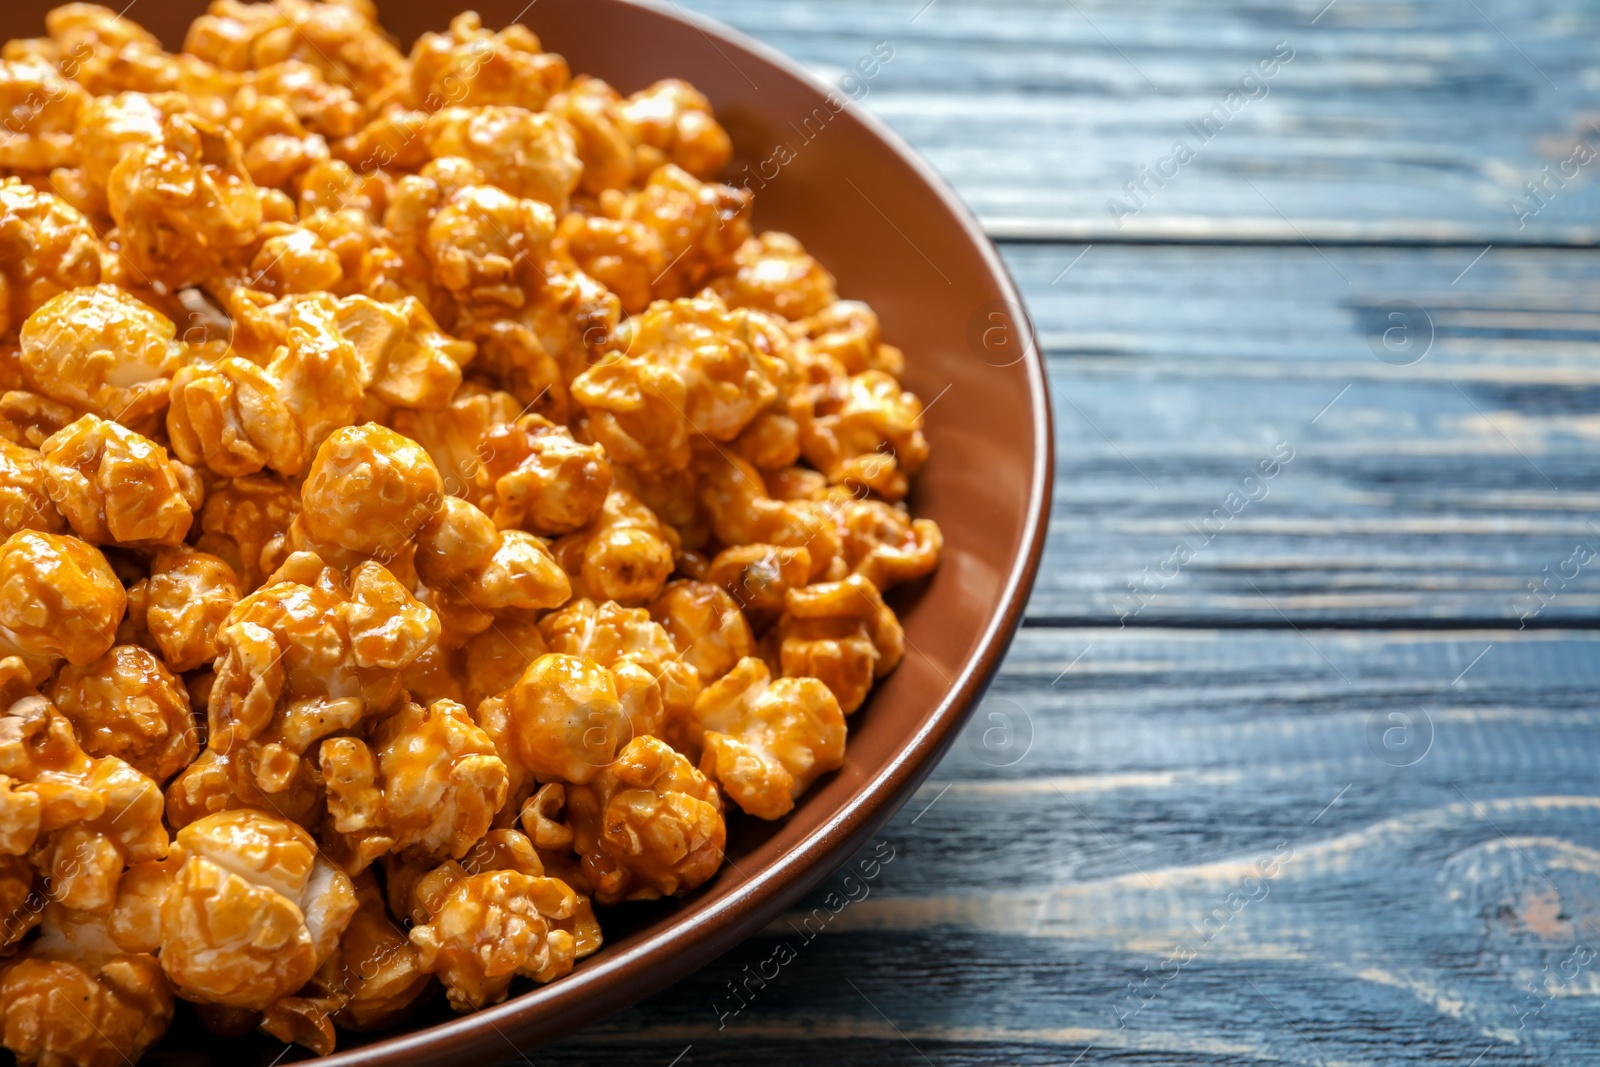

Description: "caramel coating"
407 863 578 1011
423 106 581 212
480 413 612 536
135 549 242 672
0 181 105 340
538 597 699 744
45 645 196 784
166 553 438 829
107 111 263 289
477 653 628 790
40 415 202 548
692 657 845 819
552 488 678 606
192 474 299 591
710 232 837 322
778 574 906 714
0 532 124 675
798 370 929 501
564 734 725 904
410 13 569 112
160 809 356 1011
0 438 65 538
0 906 174 1067
320 697 508 871
19 286 177 430
0 674 168 914
648 580 754 686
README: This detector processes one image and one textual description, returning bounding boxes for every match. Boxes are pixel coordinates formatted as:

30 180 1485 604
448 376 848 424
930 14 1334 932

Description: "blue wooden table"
541 1 1600 1062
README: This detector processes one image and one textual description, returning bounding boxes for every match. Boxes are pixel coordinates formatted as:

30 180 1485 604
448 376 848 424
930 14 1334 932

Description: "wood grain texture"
679 0 1600 243
543 630 1600 1065
997 243 1600 625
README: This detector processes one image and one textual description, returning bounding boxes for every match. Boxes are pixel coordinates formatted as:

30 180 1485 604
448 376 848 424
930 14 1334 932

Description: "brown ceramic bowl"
1 0 1052 1063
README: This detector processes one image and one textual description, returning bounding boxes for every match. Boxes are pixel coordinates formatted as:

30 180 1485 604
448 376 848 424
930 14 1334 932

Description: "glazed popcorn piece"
40 415 203 549
404 829 590 1011
423 183 556 309
0 851 37 952
648 580 755 686
778 574 906 714
325 871 432 1032
166 552 439 828
707 542 813 622
18 286 179 430
0 57 89 173
571 296 789 472
107 111 263 289
618 80 734 182
159 809 356 1011
538 597 700 743
0 532 124 677
129 549 243 672
0 672 168 914
45 645 197 784
698 452 841 578
563 734 726 904
291 422 444 566
0 904 174 1067
709 232 838 322
798 370 929 501
0 438 66 538
0 181 106 339
546 77 637 196
552 487 678 606
792 298 907 379
476 653 629 792
320 697 509 871
424 106 582 212
479 413 612 536
692 657 845 819
832 494 943 591
409 13 569 112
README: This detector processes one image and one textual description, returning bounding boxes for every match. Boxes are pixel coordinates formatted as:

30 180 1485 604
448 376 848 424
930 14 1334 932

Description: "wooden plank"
676 0 1600 243
540 628 1600 1065
976 243 1600 625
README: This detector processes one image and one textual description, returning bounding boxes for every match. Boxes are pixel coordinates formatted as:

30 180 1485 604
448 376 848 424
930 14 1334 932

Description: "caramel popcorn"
572 295 791 474
0 181 105 339
648 580 754 685
166 553 438 829
0 532 124 677
406 855 579 1011
320 697 508 871
40 415 202 549
538 597 699 743
0 438 65 538
132 549 242 672
778 574 905 714
692 657 845 819
564 734 725 904
19 286 178 431
0 668 168 913
0 4 945 1058
45 645 196 784
159 809 356 1010
0 904 174 1067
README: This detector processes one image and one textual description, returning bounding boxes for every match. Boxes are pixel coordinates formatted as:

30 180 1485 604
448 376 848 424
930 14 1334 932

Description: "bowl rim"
286 2 1053 1062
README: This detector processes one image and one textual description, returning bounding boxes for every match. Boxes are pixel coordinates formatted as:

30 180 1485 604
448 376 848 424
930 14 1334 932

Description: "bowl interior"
0 2 1051 1063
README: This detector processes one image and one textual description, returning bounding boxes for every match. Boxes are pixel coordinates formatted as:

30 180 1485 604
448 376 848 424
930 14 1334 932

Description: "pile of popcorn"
0 2 942 1063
